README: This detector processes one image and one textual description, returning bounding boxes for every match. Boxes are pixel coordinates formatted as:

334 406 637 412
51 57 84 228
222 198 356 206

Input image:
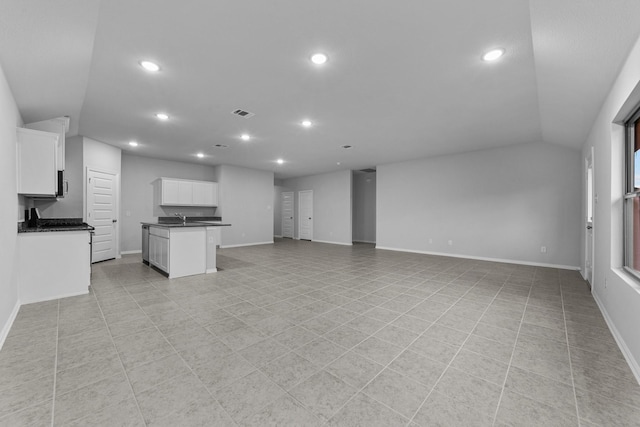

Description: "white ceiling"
1 1 640 179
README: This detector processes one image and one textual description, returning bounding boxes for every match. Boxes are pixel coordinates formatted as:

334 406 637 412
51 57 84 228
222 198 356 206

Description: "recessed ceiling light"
301 120 312 128
336 162 341 166
311 53 328 65
482 48 505 62
156 113 169 120
241 134 251 141
196 153 204 158
139 60 160 72
128 141 138 147
277 159 284 165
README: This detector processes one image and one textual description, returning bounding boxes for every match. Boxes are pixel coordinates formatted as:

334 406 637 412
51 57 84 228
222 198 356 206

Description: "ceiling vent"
360 168 376 173
231 109 255 118
213 144 229 148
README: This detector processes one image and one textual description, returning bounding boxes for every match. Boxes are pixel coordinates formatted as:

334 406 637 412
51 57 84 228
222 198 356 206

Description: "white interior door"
282 191 294 238
299 190 313 241
88 169 117 263
585 148 595 287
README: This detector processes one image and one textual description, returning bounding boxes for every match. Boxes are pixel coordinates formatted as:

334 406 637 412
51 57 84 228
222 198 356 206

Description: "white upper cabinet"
17 127 59 196
25 117 69 171
155 178 218 206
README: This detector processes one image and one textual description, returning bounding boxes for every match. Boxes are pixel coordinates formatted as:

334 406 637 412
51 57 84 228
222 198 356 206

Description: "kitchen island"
141 220 230 279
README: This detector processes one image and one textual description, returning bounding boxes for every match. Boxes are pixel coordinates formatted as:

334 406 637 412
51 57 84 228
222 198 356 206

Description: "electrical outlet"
428 238 433 244
448 240 453 246
604 278 607 289
125 210 131 217
540 246 547 253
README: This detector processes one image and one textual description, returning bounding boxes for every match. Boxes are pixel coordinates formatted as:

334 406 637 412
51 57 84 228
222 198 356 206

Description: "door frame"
281 191 294 239
298 190 313 241
85 167 120 260
584 147 595 288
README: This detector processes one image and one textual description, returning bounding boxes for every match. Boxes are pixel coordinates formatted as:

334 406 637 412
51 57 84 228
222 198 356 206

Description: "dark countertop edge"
141 222 231 228
18 225 95 233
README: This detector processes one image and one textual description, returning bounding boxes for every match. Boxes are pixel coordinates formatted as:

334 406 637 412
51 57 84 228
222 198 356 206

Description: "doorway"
585 147 594 287
299 190 313 241
282 191 294 239
87 168 118 263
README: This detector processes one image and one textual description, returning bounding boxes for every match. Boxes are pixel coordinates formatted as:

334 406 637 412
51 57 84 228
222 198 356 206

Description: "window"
624 109 640 277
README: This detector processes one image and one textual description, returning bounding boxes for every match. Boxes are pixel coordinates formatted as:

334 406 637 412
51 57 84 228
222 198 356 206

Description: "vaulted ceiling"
1 1 640 179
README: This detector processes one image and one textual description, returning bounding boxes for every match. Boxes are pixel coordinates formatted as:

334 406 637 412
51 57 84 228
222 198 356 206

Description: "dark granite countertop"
142 216 230 228
18 223 94 233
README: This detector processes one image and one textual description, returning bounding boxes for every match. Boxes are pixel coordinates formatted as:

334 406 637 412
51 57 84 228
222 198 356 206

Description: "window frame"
623 106 640 280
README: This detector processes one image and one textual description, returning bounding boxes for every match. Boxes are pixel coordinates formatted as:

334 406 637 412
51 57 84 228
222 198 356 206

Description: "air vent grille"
231 109 255 118
360 168 376 173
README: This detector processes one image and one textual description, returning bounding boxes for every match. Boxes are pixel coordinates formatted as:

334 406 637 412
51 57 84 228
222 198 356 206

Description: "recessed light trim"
156 113 169 120
311 53 328 65
301 120 312 128
196 153 204 158
139 60 160 72
241 134 251 141
276 159 284 165
482 48 505 62
128 141 138 147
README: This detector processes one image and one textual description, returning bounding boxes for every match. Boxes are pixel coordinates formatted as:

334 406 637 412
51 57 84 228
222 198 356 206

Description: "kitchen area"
16 117 233 306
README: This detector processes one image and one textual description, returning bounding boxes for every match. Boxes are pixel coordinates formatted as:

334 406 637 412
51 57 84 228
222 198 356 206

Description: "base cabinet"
148 226 207 278
18 231 91 303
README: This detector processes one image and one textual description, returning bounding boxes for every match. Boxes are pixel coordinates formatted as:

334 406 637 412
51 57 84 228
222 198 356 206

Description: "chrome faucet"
174 212 187 223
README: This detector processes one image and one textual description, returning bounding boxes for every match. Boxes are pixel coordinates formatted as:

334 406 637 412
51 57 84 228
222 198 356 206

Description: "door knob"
587 225 592 230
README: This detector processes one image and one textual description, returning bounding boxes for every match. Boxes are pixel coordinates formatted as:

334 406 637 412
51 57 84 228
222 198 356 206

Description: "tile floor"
1 239 640 426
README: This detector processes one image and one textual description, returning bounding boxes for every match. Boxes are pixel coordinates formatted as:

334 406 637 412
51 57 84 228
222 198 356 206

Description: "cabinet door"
149 234 157 266
162 179 180 205
178 181 193 205
17 128 58 196
211 183 218 206
25 117 68 171
192 181 215 206
158 237 169 271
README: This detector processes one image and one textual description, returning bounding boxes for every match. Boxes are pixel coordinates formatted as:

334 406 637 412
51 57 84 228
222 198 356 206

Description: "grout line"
406 272 512 426
489 275 533 426
91 287 148 426
49 299 60 427
561 280 582 426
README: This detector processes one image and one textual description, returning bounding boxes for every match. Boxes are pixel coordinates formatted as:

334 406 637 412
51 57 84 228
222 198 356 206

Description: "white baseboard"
0 299 21 351
353 240 376 244
220 241 274 249
274 235 283 238
593 291 640 385
20 290 89 306
121 250 142 255
374 246 580 271
313 239 353 246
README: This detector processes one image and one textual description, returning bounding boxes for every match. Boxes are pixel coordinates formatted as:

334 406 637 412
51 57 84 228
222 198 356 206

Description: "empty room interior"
2 1 640 425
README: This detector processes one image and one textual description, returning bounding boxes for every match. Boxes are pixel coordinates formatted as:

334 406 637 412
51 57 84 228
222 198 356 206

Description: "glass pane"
625 197 640 272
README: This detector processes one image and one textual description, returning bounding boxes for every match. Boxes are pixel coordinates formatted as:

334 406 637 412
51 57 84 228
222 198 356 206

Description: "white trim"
312 239 353 246
580 269 588 281
0 299 21 351
220 241 274 249
120 250 142 255
592 291 640 385
353 240 376 244
274 235 283 238
206 267 218 273
20 290 89 306
374 246 580 271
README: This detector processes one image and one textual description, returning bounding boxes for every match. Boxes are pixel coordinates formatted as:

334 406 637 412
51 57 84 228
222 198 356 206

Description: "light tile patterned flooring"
1 239 640 426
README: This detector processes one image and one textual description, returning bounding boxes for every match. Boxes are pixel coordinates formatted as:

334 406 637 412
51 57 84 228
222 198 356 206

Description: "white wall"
352 172 376 243
282 170 353 245
583 34 640 380
33 135 84 218
377 142 582 268
273 185 289 237
217 164 274 247
120 153 218 252
0 64 22 348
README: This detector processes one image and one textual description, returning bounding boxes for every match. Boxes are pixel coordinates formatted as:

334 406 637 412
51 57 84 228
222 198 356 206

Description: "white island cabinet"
148 226 207 278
